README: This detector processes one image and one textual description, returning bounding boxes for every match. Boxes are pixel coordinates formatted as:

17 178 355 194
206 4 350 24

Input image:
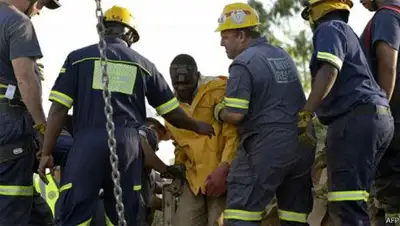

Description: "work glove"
160 165 185 181
205 163 229 197
213 101 226 123
297 111 317 149
164 164 185 197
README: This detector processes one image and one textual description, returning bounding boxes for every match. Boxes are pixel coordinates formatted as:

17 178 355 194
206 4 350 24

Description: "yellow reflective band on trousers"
328 190 369 202
49 90 73 109
78 218 92 226
0 185 33 196
316 51 343 70
155 97 180 115
386 213 400 218
224 97 249 109
278 209 308 223
223 209 264 221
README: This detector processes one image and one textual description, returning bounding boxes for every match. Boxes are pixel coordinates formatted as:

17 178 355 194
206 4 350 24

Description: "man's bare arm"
12 57 46 124
376 41 398 101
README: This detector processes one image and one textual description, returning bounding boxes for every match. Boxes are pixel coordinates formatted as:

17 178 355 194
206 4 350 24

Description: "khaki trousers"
173 183 225 226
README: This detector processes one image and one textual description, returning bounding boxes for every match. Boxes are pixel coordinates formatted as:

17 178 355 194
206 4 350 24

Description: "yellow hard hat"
103 5 139 43
215 2 260 32
301 0 353 22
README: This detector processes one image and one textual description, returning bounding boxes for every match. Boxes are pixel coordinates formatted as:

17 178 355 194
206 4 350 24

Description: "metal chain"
94 1 127 225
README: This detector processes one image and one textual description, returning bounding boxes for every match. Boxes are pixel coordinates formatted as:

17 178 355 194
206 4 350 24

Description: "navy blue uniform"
223 37 314 226
48 37 180 225
138 125 159 226
360 3 400 217
310 20 394 225
0 3 43 225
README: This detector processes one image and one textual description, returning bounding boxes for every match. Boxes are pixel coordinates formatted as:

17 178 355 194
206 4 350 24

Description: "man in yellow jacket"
165 54 239 226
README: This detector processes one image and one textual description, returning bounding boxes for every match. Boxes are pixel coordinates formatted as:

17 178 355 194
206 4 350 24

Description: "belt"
350 104 391 116
0 98 27 113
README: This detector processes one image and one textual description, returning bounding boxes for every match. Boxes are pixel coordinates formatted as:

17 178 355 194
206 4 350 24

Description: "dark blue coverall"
360 2 400 219
0 3 44 224
310 19 394 225
223 37 315 226
48 37 181 225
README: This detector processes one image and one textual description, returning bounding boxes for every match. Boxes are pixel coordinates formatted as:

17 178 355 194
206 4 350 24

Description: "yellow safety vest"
33 173 59 216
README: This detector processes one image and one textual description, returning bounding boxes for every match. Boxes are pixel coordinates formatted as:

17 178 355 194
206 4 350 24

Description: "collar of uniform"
248 37 268 48
104 37 128 46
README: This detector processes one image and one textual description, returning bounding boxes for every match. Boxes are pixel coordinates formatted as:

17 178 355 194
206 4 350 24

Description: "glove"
37 63 45 81
204 163 229 197
33 122 46 135
213 101 226 123
162 164 185 197
161 165 185 181
297 111 316 149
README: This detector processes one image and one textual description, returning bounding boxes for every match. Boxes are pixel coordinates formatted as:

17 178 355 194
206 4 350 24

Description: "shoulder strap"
364 5 400 50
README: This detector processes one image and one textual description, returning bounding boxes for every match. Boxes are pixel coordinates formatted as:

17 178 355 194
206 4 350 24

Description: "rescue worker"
37 5 214 226
139 117 177 226
165 54 239 226
213 3 315 225
0 0 61 225
301 0 394 225
359 0 400 223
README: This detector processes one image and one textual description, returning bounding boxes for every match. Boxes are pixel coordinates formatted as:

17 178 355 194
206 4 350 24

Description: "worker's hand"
37 155 54 184
205 163 229 197
297 111 317 149
161 165 186 181
194 120 215 137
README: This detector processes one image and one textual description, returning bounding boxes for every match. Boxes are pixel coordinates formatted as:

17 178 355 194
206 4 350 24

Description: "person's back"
214 3 315 225
233 38 306 133
301 1 394 224
311 20 388 124
63 40 161 135
359 0 400 222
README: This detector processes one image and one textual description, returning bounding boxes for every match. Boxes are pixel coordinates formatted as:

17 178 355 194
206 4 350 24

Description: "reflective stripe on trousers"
0 185 33 196
224 209 308 223
328 190 369 202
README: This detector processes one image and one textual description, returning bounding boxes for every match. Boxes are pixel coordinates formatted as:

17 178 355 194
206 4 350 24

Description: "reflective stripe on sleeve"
316 52 343 70
49 90 73 109
224 97 249 110
155 97 180 115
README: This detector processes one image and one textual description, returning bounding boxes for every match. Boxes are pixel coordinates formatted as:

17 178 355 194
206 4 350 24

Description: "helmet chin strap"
24 0 37 17
371 0 378 10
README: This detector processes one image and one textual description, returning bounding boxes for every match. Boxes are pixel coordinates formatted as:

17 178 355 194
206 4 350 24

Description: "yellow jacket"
165 76 239 195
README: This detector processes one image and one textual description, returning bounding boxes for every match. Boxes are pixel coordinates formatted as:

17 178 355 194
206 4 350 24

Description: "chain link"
94 1 127 225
